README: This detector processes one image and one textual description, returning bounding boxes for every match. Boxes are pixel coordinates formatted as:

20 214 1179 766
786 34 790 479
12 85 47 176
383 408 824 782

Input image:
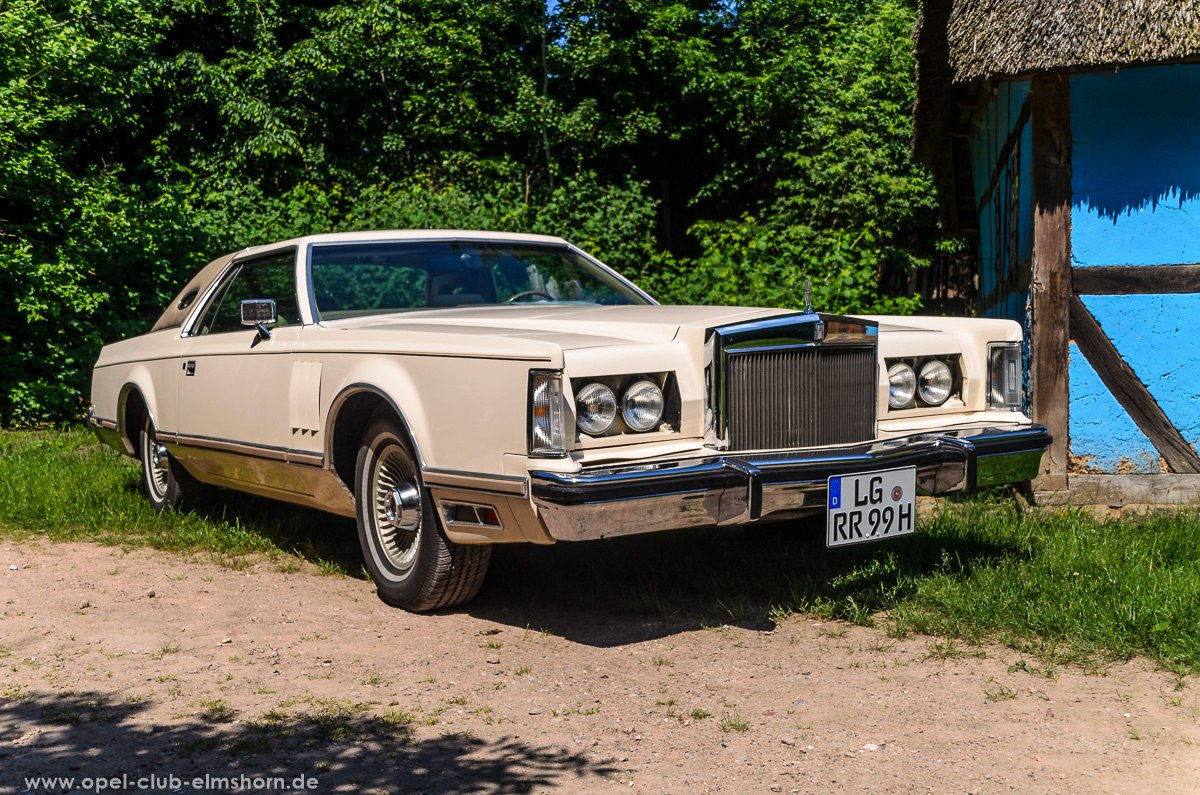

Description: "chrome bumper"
530 426 1050 541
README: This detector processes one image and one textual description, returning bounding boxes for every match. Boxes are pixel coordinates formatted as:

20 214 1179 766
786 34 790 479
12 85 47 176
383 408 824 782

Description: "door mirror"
240 299 277 340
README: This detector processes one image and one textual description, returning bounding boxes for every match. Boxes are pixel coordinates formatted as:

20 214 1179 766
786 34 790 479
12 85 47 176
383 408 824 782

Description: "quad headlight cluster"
529 372 673 457
574 378 666 435
886 357 959 410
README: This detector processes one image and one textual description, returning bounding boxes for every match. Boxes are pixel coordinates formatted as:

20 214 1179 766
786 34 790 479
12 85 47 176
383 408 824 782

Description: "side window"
195 250 300 335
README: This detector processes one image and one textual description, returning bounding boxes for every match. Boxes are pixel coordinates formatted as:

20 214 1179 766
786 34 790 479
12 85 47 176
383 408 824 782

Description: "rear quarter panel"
90 330 183 439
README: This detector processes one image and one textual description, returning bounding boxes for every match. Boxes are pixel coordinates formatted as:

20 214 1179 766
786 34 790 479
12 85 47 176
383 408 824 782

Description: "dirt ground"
2 540 1198 795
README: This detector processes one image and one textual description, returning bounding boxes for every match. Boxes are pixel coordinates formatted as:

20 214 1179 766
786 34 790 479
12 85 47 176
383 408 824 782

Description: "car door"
176 247 302 480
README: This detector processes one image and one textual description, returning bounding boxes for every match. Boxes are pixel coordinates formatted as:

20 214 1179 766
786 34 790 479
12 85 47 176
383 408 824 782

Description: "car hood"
323 304 801 350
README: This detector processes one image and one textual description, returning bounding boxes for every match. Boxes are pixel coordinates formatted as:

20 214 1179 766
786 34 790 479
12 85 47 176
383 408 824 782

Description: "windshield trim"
303 237 657 323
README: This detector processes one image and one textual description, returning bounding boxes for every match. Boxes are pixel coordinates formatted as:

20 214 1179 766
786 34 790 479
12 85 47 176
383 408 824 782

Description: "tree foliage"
0 0 939 425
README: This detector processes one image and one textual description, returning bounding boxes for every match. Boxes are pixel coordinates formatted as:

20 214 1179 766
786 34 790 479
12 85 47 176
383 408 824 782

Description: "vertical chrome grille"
726 346 876 450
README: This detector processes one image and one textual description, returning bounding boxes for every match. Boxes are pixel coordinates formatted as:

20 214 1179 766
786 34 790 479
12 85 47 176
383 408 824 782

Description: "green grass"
5 428 1200 674
0 427 360 567
487 493 1200 674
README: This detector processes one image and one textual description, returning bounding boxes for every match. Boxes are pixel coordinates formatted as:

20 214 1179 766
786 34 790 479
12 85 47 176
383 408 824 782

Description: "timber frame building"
913 0 1200 504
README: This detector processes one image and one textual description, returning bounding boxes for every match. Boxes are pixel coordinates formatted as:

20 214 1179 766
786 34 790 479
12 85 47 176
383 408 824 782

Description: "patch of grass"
923 638 986 662
2 684 31 703
195 698 234 722
379 707 415 732
983 679 1017 701
174 737 223 758
308 698 372 742
313 558 346 577
226 736 273 755
652 657 673 667
484 640 503 650
719 711 750 733
514 666 531 676
152 641 182 660
44 706 83 725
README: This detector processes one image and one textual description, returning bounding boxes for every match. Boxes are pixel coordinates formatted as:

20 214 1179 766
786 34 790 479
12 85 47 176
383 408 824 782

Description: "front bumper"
530 425 1050 541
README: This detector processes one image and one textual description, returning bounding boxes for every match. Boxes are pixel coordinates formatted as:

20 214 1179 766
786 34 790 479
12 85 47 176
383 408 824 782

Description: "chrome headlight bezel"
574 382 618 435
887 362 917 410
621 380 665 432
917 359 953 407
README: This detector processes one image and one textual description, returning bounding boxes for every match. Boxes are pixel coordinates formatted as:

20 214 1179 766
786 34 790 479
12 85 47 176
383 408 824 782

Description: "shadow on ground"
2 691 615 794
133 478 1026 649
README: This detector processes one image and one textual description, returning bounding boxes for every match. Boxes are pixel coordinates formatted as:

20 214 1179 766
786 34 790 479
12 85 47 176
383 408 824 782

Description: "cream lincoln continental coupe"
89 230 1049 611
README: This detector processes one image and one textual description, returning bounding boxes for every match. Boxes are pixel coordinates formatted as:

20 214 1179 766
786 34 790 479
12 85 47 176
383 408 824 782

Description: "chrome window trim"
182 246 299 338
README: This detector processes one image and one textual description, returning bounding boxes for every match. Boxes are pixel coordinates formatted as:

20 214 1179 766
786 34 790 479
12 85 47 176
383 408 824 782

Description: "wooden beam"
1072 263 1200 294
1067 474 1200 506
1029 75 1072 486
1069 296 1200 474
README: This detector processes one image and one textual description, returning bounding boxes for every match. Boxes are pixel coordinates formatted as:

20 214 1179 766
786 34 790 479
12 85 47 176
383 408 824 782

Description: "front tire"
355 414 491 611
138 417 203 511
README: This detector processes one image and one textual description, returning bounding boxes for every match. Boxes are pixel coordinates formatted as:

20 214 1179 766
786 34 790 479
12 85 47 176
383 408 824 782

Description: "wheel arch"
116 383 156 457
325 384 427 498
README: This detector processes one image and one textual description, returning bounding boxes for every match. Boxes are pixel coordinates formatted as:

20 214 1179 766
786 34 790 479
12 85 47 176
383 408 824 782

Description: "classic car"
88 230 1050 611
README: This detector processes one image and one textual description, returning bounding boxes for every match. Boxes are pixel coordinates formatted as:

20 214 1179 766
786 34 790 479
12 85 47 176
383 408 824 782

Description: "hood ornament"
804 278 824 340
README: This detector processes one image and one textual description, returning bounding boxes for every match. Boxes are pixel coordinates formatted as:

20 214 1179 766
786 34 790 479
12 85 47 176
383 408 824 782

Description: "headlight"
917 360 953 406
988 343 1022 410
529 371 566 456
575 382 617 435
887 363 916 409
621 380 664 431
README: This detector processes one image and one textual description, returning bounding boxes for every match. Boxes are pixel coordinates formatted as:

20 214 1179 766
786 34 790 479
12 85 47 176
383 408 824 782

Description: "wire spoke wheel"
354 411 492 612
142 429 171 500
370 446 423 573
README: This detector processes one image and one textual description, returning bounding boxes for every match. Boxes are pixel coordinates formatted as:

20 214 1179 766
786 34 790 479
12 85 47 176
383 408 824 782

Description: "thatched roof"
913 0 1200 229
942 0 1200 82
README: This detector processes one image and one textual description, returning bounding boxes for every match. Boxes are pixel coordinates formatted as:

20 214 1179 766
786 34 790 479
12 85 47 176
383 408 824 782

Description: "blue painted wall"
971 81 1034 324
1069 65 1200 471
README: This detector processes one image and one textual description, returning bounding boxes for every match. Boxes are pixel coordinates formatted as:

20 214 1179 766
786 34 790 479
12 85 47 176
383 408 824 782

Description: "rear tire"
354 413 491 611
138 417 204 511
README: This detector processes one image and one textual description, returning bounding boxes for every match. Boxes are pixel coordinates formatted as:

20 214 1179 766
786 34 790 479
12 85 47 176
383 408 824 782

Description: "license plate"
826 467 916 547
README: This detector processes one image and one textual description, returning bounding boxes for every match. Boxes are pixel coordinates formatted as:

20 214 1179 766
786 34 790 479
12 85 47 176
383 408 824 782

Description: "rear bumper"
530 425 1050 541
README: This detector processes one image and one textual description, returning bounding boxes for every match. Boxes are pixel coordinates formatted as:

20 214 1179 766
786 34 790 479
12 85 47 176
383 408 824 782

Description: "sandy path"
1 540 1197 794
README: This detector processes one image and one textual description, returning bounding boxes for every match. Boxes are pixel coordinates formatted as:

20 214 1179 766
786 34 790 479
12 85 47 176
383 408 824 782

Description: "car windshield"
308 240 651 320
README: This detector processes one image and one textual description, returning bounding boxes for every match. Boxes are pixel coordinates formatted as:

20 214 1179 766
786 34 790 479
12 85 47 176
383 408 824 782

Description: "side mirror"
240 299 277 340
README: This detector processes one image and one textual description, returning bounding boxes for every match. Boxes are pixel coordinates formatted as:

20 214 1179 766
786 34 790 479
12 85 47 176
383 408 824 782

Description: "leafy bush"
0 0 938 425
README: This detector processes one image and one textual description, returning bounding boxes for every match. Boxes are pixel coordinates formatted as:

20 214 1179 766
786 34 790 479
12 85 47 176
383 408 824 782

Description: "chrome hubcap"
371 447 422 572
383 484 421 531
